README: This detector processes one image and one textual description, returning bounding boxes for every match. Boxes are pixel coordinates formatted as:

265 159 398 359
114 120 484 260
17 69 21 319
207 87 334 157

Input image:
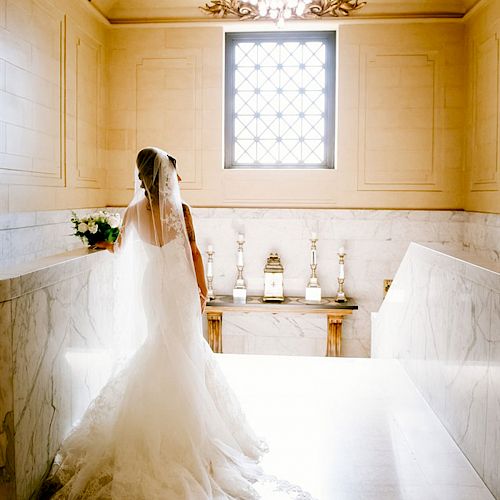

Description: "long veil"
42 149 267 499
42 148 313 500
111 148 200 364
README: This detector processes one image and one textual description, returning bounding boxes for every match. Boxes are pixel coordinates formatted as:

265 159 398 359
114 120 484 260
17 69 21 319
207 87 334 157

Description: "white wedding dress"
43 148 313 499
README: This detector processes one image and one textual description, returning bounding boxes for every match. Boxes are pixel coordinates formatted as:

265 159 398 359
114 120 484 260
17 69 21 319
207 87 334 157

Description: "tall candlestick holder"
335 250 347 303
233 234 247 304
305 236 322 302
206 246 215 300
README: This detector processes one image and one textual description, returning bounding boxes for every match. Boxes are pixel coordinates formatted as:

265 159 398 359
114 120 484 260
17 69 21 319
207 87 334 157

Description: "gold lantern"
263 253 284 302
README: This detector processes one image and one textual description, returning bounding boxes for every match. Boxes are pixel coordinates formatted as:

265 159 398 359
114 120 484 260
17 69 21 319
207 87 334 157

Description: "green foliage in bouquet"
71 210 121 247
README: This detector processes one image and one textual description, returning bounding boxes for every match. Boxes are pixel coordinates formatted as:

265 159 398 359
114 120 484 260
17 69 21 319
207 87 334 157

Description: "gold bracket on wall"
383 279 393 296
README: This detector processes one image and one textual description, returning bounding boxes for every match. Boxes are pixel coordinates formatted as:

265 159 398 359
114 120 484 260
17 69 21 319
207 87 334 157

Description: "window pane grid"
229 35 333 168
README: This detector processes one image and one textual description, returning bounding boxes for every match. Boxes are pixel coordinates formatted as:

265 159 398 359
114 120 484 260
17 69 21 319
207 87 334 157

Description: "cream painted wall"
1 1 497 214
464 0 500 213
106 21 466 210
0 0 108 213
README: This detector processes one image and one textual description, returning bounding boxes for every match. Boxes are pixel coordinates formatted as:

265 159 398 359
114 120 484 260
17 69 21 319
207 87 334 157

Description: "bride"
41 147 311 499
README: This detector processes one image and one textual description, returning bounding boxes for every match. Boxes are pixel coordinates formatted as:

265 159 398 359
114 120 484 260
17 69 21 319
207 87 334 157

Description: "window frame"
224 30 336 170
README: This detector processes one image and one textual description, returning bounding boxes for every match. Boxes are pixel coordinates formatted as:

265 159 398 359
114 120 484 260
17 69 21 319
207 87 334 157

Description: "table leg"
207 311 223 353
327 315 343 357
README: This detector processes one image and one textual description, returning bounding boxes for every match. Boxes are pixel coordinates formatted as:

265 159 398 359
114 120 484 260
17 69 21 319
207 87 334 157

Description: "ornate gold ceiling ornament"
201 0 367 25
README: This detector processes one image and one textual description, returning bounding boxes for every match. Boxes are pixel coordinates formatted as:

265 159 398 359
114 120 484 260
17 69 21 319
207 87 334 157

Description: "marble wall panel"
484 290 500 498
1 208 498 360
372 243 500 498
463 212 500 263
12 279 73 499
0 249 115 499
192 208 468 357
66 262 116 425
0 208 119 269
0 207 498 495
222 313 327 357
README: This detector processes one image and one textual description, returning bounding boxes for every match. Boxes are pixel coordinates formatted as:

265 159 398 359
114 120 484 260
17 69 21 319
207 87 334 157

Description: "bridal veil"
43 148 266 499
42 148 313 500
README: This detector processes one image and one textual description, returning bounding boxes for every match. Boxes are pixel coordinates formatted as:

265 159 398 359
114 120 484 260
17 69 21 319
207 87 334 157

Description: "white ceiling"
89 0 482 22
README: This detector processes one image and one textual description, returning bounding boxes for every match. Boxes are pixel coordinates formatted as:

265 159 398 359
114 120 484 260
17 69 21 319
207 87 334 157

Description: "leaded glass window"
225 32 335 169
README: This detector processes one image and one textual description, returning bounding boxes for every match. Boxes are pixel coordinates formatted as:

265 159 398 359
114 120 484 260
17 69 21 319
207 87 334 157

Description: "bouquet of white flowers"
71 210 121 248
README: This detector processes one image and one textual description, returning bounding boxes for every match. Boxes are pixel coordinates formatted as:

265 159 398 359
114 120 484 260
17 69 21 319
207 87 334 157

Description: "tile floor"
217 355 495 500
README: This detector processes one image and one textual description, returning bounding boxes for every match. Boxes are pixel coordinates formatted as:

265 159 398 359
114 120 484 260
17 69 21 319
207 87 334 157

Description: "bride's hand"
199 289 207 313
93 241 114 252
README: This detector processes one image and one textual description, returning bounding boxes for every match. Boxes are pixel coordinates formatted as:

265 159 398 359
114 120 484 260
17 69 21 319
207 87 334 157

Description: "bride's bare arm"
183 204 208 311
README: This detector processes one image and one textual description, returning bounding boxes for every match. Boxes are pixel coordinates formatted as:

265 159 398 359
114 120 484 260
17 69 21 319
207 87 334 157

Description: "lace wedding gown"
43 148 313 499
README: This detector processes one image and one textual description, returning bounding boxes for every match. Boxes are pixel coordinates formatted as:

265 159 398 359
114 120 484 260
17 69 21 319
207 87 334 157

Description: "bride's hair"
136 147 161 201
136 147 178 204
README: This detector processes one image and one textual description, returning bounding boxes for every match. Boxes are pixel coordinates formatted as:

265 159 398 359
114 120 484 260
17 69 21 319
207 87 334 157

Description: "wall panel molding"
357 47 442 192
135 52 203 189
74 27 103 186
470 31 500 191
0 3 66 187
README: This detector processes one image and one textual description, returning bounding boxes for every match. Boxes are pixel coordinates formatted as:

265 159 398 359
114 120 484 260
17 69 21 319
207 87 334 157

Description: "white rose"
107 215 120 229
78 222 88 233
88 223 98 234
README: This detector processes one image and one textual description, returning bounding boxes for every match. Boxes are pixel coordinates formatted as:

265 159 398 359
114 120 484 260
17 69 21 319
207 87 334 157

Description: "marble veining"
0 249 115 499
0 209 498 497
2 208 497 359
484 290 500 497
0 208 117 270
192 208 482 357
372 243 500 499
463 212 500 263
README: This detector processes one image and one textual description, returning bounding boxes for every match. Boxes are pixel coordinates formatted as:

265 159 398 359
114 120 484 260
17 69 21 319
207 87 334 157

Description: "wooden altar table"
206 296 358 357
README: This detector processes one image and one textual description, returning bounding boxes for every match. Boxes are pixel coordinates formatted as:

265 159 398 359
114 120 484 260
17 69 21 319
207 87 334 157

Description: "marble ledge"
407 243 500 288
0 248 112 302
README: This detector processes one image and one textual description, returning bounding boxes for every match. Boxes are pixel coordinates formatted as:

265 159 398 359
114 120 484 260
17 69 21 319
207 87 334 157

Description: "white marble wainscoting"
0 208 123 269
192 209 468 357
221 313 328 356
463 212 500 263
371 243 500 499
0 249 115 500
1 208 498 359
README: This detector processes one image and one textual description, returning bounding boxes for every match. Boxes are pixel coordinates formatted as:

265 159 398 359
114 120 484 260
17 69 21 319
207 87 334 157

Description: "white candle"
238 250 244 267
339 263 345 279
311 232 317 240
207 260 213 276
238 233 245 243
338 246 345 255
207 244 213 253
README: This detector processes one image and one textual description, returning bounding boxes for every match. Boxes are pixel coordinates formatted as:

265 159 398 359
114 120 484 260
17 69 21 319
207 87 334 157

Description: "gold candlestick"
206 246 215 300
335 251 347 302
305 235 321 301
233 234 247 303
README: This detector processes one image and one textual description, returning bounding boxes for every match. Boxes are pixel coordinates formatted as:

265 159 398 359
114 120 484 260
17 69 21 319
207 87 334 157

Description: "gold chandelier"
201 0 367 26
